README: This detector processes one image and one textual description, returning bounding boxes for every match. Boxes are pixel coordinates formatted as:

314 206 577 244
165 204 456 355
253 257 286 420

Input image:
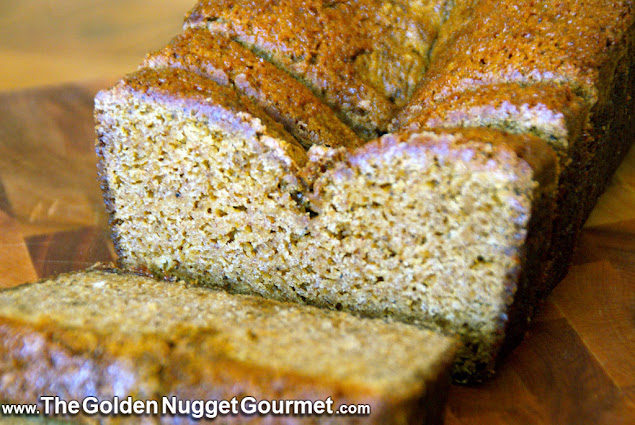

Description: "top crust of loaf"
395 83 589 156
400 0 634 111
185 0 451 139
143 28 363 150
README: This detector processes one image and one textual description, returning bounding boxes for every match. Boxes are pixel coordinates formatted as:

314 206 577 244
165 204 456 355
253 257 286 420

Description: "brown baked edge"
495 28 635 372
538 27 635 295
435 129 559 384
0 271 458 425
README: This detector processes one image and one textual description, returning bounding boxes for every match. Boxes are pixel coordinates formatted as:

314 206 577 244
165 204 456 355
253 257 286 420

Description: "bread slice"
394 0 635 293
95 64 557 382
0 268 457 425
396 83 589 300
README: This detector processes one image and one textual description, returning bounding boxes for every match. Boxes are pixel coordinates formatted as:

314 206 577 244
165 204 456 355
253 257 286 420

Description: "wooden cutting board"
0 83 633 425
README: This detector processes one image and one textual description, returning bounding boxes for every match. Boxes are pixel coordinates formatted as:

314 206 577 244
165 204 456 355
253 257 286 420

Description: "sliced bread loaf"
0 268 457 424
94 0 633 384
95 58 557 381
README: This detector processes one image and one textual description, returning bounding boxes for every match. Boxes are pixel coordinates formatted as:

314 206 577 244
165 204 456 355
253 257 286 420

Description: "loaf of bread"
0 268 457 424
95 0 634 382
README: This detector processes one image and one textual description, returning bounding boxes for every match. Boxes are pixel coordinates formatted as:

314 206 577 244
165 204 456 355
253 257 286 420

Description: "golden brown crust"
185 0 450 139
144 28 363 150
0 270 458 424
396 83 589 154
538 31 635 296
401 0 634 109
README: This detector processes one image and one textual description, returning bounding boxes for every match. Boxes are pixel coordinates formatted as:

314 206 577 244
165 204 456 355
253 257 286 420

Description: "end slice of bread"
0 268 457 425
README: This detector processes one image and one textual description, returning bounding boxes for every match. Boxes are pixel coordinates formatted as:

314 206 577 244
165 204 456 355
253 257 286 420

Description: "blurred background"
0 0 195 90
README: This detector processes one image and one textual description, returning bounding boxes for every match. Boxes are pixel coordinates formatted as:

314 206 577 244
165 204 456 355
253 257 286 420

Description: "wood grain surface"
0 0 194 90
0 83 633 425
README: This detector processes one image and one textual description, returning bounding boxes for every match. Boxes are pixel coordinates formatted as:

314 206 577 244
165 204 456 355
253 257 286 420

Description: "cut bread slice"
95 66 557 382
395 83 589 298
0 268 457 425
93 0 634 386
394 75 635 299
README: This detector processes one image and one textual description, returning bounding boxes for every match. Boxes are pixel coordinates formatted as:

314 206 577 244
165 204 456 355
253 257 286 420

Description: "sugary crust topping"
109 67 307 159
401 0 635 116
185 0 450 139
97 0 633 179
394 83 589 153
144 29 363 150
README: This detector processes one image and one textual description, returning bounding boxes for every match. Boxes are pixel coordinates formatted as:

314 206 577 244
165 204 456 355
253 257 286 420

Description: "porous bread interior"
96 86 537 378
300 135 536 376
96 84 310 286
0 270 454 396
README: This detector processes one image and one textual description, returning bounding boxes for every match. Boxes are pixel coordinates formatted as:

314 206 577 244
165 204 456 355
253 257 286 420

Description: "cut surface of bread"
0 269 457 425
95 66 557 382
94 0 634 384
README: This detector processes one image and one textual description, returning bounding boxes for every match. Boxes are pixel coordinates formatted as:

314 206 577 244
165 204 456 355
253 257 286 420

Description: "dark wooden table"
0 82 633 425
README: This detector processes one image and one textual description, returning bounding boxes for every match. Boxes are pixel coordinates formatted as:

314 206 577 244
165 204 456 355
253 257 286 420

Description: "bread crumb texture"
94 0 634 384
96 72 544 379
0 270 457 424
